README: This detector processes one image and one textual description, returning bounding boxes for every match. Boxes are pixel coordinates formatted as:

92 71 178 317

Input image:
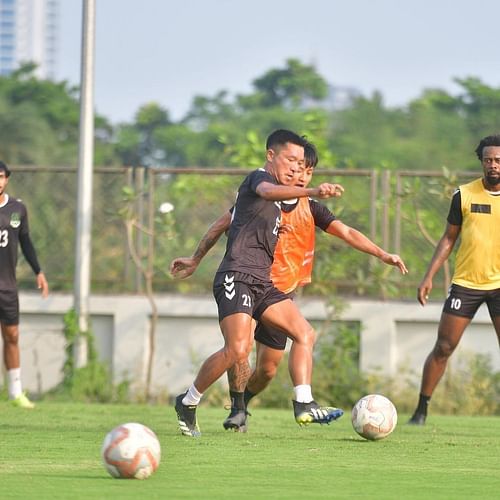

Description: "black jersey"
0 195 40 290
217 169 281 281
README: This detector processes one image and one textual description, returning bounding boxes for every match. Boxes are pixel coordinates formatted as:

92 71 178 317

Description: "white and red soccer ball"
101 423 161 479
351 394 397 440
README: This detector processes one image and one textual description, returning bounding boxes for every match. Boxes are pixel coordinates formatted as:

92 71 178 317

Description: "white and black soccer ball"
101 422 161 479
351 394 397 441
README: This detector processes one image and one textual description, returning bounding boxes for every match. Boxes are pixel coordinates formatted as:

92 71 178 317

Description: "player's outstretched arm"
170 211 232 280
256 182 344 201
417 223 461 306
326 220 408 274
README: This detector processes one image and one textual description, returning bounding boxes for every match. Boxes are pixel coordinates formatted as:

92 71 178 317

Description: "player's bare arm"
417 223 461 306
37 271 49 298
327 220 408 275
170 211 231 279
256 181 344 201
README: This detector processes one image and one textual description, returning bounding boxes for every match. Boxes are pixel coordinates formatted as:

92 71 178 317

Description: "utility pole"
73 0 96 368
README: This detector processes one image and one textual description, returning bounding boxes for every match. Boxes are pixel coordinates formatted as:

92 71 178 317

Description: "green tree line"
2 59 500 170
3 59 495 299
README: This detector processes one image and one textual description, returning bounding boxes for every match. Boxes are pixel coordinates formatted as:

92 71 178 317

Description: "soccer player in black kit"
174 130 344 437
0 161 48 408
171 142 408 433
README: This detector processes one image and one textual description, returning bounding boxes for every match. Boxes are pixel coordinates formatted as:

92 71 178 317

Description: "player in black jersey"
173 130 345 437
172 142 408 432
0 162 48 408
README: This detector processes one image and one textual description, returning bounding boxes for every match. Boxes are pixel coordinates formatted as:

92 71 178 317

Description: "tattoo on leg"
227 359 251 392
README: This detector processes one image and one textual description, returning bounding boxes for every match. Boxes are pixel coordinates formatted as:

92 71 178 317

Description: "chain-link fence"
10 166 479 300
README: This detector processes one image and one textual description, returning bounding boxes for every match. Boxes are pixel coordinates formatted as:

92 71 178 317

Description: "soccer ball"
101 422 161 479
351 394 397 441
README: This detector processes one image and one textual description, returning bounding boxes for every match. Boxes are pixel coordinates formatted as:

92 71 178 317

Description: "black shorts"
213 272 288 322
443 283 500 319
0 289 19 325
254 291 295 351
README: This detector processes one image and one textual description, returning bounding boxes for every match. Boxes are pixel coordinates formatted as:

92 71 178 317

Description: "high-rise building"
0 0 58 79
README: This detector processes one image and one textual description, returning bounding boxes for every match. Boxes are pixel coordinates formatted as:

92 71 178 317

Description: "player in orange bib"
171 142 408 432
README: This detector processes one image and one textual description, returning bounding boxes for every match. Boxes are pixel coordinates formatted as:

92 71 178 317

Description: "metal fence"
11 166 479 300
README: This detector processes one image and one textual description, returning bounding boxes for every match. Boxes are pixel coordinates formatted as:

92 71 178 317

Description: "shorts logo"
10 212 20 228
224 274 235 300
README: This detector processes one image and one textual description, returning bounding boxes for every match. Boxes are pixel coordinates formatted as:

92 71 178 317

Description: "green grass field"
0 402 499 499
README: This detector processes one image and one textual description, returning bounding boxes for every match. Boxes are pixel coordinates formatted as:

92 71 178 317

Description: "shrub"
365 351 500 416
48 309 129 403
251 319 365 409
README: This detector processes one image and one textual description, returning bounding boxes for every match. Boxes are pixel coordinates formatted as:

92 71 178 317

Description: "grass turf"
0 402 499 499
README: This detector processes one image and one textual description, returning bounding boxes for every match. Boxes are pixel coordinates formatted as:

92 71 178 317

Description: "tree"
0 63 118 165
118 183 175 398
455 77 500 139
247 58 329 109
183 91 235 129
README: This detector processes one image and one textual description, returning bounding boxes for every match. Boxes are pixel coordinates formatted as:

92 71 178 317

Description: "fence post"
124 167 133 289
381 169 391 250
147 171 155 278
394 172 402 255
135 167 145 293
370 169 378 244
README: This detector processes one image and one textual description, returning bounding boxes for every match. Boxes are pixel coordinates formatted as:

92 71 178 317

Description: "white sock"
8 368 22 399
294 384 313 403
182 384 203 406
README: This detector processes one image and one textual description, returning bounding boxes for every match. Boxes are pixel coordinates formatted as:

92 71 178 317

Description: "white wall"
2 292 498 396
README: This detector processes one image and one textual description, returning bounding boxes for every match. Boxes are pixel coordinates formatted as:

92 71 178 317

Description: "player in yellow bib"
409 135 500 424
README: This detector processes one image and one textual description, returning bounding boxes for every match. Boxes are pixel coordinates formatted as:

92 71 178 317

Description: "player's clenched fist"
314 183 344 199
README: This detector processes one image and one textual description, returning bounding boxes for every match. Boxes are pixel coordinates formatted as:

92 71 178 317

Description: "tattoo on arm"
191 213 230 261
193 232 220 261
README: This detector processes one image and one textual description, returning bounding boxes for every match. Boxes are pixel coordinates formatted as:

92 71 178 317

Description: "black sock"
229 391 245 410
243 388 255 407
416 393 431 415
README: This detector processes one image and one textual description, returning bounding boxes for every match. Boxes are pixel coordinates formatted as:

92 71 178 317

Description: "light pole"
73 0 96 368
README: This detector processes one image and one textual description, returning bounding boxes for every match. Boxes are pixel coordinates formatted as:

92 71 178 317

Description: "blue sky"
58 0 500 124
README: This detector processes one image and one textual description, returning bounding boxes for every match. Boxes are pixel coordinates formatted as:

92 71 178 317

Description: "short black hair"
304 142 319 168
266 129 306 150
0 161 11 177
475 135 500 160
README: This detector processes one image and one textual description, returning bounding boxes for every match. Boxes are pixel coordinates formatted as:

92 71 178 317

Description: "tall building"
0 0 58 79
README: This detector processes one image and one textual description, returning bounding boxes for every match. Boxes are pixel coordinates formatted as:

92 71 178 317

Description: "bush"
47 309 129 403
250 318 365 409
365 351 500 416
244 316 500 416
